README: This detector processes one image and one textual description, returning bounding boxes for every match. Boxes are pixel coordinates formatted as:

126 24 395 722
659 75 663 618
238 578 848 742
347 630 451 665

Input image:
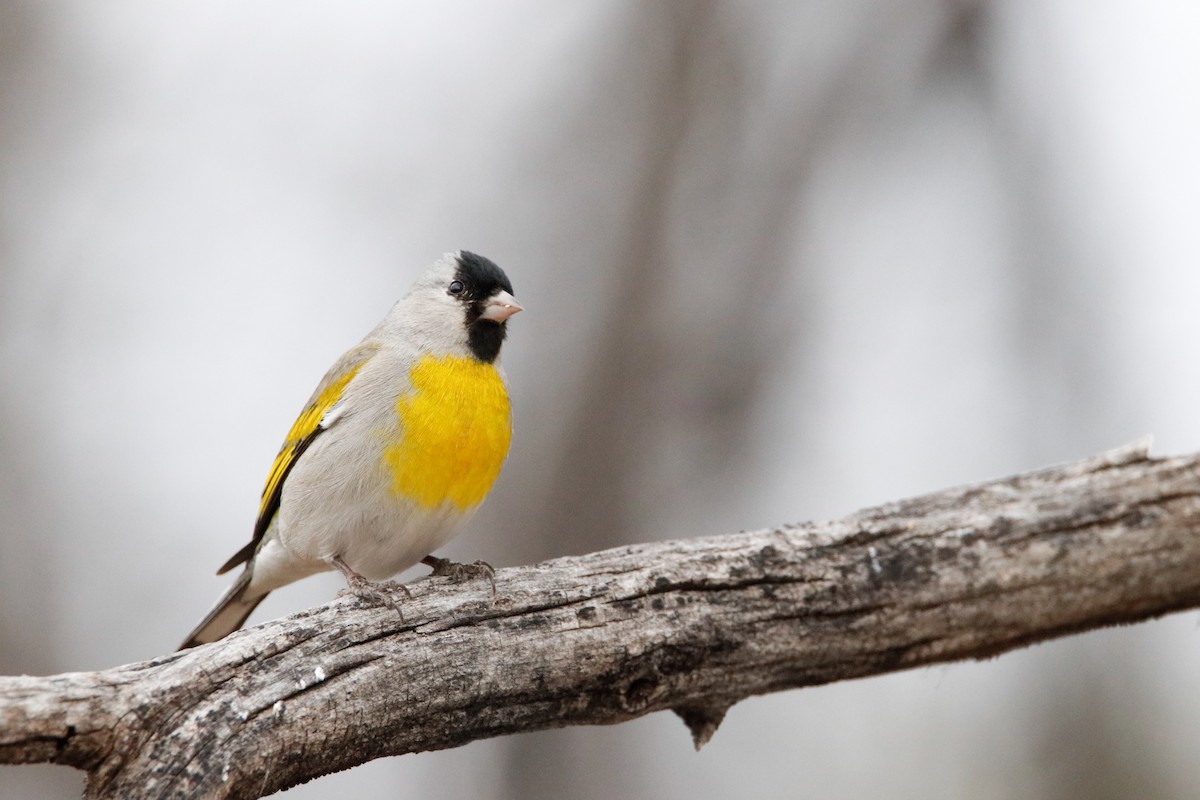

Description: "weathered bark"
2 439 1199 799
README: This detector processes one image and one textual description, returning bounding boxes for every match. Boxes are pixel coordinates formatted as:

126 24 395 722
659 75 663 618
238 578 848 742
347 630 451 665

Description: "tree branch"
4 439 1200 798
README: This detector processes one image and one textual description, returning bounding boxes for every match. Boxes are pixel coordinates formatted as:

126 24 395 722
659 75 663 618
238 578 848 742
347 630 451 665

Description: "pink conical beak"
481 290 523 322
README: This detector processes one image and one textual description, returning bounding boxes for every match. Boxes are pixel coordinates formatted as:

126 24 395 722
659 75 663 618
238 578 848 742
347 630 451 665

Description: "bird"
180 251 522 649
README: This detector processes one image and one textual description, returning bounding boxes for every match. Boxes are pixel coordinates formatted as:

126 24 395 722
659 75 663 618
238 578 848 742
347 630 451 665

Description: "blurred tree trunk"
501 2 969 798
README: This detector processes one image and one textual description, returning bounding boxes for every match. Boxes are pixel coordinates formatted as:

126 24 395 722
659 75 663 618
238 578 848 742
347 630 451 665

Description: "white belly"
248 409 478 594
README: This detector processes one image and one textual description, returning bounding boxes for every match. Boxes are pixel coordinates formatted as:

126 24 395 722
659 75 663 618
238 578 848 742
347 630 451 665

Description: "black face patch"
453 251 514 363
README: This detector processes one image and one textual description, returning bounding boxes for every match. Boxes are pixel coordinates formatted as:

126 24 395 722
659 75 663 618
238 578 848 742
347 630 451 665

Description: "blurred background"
2 1 1199 798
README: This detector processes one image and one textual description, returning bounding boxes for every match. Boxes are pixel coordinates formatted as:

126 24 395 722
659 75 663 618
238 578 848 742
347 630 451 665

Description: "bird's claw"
333 555 411 622
421 556 497 595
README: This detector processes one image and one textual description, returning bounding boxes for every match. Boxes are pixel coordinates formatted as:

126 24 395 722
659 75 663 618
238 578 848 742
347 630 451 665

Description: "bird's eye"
447 280 465 295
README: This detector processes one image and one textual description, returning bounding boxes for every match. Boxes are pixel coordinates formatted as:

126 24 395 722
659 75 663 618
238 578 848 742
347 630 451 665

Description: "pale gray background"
3 2 1199 798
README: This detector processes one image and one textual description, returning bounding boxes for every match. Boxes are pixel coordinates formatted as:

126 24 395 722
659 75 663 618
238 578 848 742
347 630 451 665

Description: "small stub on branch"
1099 435 1153 466
673 703 730 750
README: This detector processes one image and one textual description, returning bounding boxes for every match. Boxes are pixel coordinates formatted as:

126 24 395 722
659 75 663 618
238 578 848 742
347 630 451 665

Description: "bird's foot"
421 555 497 595
332 555 412 621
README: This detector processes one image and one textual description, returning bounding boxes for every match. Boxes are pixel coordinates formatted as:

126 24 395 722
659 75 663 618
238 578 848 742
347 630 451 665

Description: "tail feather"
179 569 266 650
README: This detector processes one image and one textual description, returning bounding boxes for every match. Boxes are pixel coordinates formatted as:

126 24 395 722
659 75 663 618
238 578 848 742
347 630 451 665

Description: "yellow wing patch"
218 347 375 575
258 363 365 521
386 354 511 511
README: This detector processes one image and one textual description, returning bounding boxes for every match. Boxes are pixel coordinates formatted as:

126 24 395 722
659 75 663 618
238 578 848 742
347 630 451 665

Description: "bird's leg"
421 554 497 595
331 555 411 621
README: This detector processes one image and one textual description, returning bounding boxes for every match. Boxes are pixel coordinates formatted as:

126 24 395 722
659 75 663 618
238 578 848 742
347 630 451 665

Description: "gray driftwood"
3 439 1200 798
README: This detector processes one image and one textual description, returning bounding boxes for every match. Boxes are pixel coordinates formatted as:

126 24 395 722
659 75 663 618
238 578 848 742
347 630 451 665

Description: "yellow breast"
385 354 512 510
